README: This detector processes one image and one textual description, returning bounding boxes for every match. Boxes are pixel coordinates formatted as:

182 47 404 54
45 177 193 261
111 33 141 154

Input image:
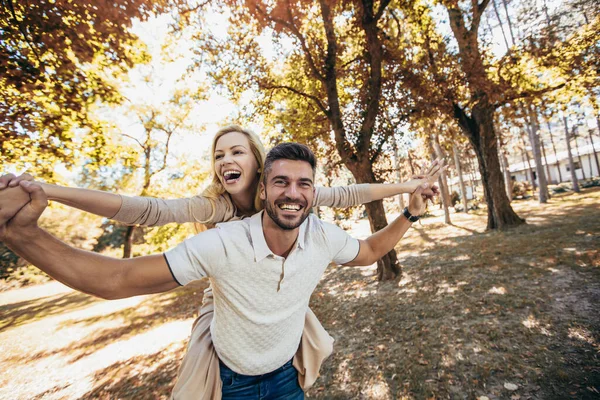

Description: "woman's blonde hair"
195 125 266 230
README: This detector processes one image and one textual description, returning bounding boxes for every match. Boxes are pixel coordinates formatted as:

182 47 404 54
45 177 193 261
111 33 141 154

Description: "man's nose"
284 184 300 199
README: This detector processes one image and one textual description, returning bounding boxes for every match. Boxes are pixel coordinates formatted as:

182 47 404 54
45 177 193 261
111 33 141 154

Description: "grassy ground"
0 189 598 399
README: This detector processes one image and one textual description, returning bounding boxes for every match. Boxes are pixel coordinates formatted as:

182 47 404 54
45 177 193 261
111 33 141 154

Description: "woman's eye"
234 150 244 155
215 154 223 160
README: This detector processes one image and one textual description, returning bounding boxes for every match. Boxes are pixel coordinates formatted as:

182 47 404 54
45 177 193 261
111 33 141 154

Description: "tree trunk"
453 102 524 229
563 115 580 192
365 201 401 280
433 136 451 224
492 0 510 50
520 133 536 190
123 226 135 259
350 163 400 280
496 135 513 201
452 144 469 212
502 0 516 44
526 105 549 203
541 136 552 184
573 131 586 180
393 143 405 209
587 129 600 177
546 118 563 182
466 152 478 192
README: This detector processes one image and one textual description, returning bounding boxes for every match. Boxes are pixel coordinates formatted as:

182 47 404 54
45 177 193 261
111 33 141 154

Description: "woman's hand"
0 173 35 190
405 159 446 198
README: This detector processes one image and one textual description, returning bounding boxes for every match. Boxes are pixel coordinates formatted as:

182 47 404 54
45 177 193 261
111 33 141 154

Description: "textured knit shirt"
112 185 374 227
164 212 360 375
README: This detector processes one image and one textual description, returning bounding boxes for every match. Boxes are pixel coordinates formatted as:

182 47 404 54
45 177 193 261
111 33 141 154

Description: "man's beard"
264 197 311 230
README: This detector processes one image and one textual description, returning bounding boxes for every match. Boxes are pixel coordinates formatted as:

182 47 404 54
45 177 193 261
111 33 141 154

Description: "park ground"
0 189 598 399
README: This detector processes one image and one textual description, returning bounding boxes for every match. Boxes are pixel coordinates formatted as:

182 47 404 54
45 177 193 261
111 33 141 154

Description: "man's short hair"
263 143 317 182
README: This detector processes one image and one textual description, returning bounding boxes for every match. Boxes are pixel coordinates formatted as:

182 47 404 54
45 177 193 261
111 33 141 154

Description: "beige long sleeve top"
111 185 374 227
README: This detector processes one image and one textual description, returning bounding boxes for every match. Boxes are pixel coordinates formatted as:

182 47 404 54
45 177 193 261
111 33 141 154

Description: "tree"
194 0 412 280
0 0 175 177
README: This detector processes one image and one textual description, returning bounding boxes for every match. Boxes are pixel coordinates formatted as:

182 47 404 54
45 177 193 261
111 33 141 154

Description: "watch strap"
403 207 420 222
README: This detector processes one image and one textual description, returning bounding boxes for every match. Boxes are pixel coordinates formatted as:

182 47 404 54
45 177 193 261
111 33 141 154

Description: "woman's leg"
171 287 222 400
292 308 335 390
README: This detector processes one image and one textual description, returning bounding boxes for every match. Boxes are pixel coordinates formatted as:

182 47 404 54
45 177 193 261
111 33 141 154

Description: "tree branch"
496 83 566 108
250 1 325 82
375 0 392 21
261 83 329 115
121 133 145 150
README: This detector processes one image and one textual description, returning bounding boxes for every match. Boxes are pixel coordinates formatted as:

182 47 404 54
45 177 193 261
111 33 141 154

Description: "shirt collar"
249 211 308 262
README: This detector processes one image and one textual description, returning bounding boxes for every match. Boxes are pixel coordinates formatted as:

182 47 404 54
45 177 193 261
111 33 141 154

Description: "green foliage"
0 0 175 178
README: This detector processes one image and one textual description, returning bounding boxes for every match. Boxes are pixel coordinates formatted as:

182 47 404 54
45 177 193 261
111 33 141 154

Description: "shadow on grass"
307 193 600 399
0 291 100 332
80 343 186 399
6 280 209 365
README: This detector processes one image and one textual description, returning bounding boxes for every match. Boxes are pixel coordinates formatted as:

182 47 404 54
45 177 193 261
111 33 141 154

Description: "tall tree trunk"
546 118 563 182
407 151 416 175
502 0 516 44
433 135 451 224
492 0 510 50
466 151 478 192
452 144 469 212
526 105 549 203
453 102 525 229
123 226 135 259
497 137 513 200
519 133 536 190
573 132 586 180
350 162 400 280
587 129 600 177
541 136 552 184
393 143 405 209
563 115 580 192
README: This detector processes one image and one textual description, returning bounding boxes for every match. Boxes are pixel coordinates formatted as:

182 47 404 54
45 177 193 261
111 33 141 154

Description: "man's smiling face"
260 159 315 230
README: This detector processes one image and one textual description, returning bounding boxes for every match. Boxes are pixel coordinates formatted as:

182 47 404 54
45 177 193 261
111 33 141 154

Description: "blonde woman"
0 125 442 399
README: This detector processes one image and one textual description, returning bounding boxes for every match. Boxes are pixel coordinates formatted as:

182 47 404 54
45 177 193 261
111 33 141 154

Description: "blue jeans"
219 359 304 400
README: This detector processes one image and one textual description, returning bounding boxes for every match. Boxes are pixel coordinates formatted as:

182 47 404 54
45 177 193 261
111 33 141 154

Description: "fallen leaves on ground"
0 189 598 399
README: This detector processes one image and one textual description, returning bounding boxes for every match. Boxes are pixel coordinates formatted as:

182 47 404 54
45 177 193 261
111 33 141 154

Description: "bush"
450 191 461 206
581 178 600 188
512 181 532 199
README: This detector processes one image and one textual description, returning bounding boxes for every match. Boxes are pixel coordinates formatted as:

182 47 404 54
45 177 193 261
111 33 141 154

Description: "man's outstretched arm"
0 182 179 300
344 183 428 267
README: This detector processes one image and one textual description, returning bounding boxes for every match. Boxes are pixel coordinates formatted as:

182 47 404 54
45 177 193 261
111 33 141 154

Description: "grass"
0 188 598 399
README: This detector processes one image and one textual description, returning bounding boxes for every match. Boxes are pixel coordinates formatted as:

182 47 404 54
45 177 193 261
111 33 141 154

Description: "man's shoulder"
304 214 349 240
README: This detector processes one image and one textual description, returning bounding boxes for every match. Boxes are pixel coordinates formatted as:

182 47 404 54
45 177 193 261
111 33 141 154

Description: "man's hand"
0 185 31 226
0 181 47 241
408 183 428 217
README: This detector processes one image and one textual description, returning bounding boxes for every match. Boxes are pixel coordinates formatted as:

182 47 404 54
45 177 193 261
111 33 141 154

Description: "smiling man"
0 143 430 399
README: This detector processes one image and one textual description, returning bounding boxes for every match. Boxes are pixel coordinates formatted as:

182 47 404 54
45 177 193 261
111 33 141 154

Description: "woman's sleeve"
111 194 236 227
313 185 375 208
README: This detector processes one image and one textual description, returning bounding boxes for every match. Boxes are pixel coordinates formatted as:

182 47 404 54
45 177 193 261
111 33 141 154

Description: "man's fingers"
20 181 48 214
0 173 17 189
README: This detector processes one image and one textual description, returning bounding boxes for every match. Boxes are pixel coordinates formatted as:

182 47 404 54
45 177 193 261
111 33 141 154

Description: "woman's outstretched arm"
0 173 227 226
313 158 445 208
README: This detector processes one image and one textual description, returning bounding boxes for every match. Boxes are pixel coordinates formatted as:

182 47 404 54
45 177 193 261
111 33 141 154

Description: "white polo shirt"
164 211 359 375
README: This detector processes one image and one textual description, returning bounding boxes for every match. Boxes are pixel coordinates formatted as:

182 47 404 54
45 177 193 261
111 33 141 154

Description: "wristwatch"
402 207 420 223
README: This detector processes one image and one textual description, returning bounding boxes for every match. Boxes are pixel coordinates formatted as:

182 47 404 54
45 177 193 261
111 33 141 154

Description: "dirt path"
1 189 599 399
